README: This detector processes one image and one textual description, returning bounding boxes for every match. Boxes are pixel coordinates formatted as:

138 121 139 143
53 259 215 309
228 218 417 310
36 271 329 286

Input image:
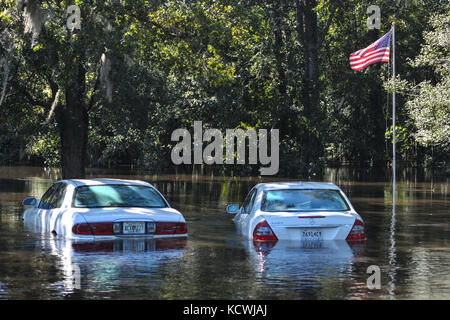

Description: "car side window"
242 189 257 214
48 183 67 209
38 183 59 209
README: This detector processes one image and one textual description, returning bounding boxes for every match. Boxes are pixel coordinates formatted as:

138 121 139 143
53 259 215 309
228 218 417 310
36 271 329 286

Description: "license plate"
123 222 146 234
301 229 323 241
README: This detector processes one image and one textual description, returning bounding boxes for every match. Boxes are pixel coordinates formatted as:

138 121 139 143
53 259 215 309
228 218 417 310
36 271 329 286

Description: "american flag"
350 30 392 71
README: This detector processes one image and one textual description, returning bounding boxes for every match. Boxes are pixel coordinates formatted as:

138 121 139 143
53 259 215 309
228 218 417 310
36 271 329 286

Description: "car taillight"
175 222 187 234
346 219 366 241
72 223 114 235
155 222 187 235
253 220 278 241
72 223 92 235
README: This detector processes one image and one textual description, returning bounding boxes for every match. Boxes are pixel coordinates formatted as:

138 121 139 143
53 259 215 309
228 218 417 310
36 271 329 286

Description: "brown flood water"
0 166 448 299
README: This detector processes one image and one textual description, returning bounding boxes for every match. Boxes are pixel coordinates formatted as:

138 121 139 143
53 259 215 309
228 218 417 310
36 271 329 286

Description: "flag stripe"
350 47 390 60
351 55 390 69
350 53 390 66
350 50 390 66
350 53 390 70
351 55 390 70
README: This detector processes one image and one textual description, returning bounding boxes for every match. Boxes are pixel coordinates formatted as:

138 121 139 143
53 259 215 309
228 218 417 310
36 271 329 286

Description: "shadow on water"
0 166 448 299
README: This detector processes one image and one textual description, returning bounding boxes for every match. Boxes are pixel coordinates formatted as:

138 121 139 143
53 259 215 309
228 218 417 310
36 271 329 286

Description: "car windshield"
261 189 349 212
73 185 168 208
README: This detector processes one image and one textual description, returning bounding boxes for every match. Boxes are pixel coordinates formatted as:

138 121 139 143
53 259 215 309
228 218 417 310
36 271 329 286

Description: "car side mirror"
226 204 240 214
22 197 37 207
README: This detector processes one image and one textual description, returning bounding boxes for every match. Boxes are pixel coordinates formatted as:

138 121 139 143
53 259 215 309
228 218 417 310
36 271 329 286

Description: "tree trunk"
370 81 387 166
296 0 323 170
301 0 320 119
272 0 289 135
56 58 88 179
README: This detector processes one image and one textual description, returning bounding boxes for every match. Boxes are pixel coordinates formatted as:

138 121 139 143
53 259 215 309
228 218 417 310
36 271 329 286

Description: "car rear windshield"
73 185 168 208
261 189 350 212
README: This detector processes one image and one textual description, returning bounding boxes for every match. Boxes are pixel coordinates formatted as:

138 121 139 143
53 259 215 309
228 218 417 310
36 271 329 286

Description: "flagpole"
392 22 396 207
389 21 397 299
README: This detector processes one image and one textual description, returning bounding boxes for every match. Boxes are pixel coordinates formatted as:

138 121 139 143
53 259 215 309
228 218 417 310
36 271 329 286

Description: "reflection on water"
245 240 371 299
0 166 448 299
388 202 397 299
70 238 187 253
248 240 358 277
48 238 187 298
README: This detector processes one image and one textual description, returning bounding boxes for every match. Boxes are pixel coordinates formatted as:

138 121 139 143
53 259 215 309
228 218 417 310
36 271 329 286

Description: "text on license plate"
301 229 323 240
123 222 146 234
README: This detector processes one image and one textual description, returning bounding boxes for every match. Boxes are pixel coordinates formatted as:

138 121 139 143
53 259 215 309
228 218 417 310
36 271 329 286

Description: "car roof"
255 182 341 191
60 178 153 187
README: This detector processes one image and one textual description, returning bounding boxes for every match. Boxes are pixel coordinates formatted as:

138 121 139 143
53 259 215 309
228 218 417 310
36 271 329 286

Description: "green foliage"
404 11 449 149
0 0 448 174
385 125 415 155
26 131 61 167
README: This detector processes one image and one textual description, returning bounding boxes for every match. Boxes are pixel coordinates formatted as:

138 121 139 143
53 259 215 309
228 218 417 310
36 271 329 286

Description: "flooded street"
0 166 448 299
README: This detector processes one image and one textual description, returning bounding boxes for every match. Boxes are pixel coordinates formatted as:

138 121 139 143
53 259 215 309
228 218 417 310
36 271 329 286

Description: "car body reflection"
70 238 187 253
44 237 187 295
243 240 365 279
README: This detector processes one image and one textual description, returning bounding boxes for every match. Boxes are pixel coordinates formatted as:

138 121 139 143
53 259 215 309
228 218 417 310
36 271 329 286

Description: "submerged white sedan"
22 179 188 240
227 182 365 242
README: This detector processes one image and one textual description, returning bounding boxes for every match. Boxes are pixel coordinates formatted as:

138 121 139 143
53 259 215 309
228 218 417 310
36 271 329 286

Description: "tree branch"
86 63 102 112
21 86 50 109
45 72 59 101
295 0 305 45
127 12 195 40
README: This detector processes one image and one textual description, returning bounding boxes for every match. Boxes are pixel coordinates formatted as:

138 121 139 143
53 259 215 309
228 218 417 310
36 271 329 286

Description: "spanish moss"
22 0 47 47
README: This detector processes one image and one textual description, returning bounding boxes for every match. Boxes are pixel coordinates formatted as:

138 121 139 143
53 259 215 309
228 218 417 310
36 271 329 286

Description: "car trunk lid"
75 207 182 223
263 211 356 240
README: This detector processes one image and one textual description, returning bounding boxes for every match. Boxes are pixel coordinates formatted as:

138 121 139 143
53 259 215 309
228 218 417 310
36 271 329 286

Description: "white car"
227 182 365 242
22 179 188 240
